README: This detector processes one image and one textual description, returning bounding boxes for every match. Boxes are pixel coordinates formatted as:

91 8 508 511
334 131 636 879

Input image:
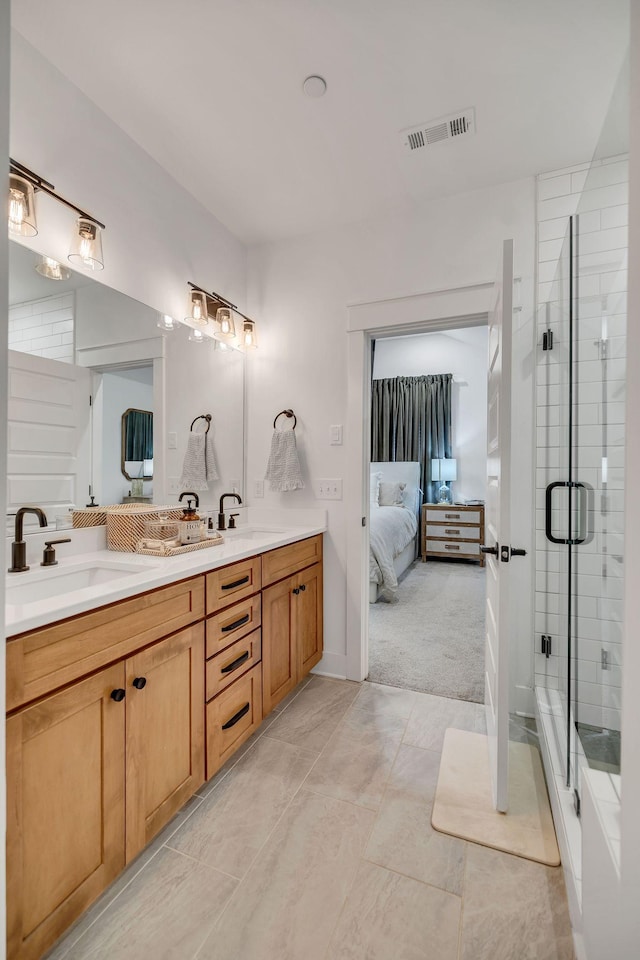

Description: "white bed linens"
369 506 417 601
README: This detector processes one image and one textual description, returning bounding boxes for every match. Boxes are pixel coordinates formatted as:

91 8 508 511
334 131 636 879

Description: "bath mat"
432 728 560 866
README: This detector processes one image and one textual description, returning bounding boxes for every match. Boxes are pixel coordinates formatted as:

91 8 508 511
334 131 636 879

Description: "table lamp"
431 458 457 503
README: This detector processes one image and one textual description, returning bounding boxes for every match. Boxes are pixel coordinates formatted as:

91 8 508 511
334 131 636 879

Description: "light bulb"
68 217 104 270
186 289 208 326
35 256 71 280
243 319 258 348
7 174 38 237
215 306 236 341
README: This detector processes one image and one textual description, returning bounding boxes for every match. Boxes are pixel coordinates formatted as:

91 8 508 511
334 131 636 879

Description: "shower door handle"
545 481 588 545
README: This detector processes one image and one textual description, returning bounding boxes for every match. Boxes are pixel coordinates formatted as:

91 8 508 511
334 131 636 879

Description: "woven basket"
106 505 183 552
72 507 108 528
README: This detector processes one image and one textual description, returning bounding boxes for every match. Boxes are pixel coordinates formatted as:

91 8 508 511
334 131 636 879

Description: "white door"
483 239 514 813
7 350 91 527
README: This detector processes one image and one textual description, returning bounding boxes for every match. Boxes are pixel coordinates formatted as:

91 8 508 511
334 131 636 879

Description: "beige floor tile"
61 847 236 960
196 789 375 960
44 794 205 960
403 692 481 752
340 702 409 744
167 736 317 877
460 844 575 960
303 726 400 810
365 743 467 895
271 675 312 712
354 680 417 718
325 860 461 960
264 676 361 754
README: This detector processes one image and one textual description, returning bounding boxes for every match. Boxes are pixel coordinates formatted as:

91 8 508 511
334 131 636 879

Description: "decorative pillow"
401 486 416 510
370 472 382 509
378 480 406 507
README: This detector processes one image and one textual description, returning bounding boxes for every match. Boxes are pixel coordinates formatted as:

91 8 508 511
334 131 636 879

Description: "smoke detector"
402 108 476 152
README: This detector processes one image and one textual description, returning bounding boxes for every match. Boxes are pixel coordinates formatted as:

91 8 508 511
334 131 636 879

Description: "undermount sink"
6 560 151 607
223 527 286 541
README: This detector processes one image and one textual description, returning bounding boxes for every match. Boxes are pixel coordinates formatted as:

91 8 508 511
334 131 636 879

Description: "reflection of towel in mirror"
264 429 304 491
179 434 219 491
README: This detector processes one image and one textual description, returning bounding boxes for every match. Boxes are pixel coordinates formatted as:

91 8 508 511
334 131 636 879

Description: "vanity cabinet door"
125 624 205 861
296 563 323 677
261 575 297 715
6 663 126 960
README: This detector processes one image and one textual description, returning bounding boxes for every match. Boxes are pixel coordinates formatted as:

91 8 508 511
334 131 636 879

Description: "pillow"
401 486 416 510
378 480 406 507
370 472 382 509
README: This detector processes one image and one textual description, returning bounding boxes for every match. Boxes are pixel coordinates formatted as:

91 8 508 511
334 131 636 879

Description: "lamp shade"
8 173 38 237
431 458 457 481
35 256 71 280
68 217 104 270
186 289 208 326
215 306 236 341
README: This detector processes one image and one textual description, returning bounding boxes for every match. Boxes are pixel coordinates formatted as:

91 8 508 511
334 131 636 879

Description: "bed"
369 461 421 603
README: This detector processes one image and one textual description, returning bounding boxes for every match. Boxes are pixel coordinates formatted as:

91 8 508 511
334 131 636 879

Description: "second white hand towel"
179 434 208 491
264 429 305 491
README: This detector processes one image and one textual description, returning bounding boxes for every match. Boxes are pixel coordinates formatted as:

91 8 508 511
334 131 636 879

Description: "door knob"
510 547 527 557
480 543 498 556
132 677 147 689
110 688 126 702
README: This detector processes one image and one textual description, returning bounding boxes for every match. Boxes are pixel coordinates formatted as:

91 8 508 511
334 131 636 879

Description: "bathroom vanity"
5 525 324 960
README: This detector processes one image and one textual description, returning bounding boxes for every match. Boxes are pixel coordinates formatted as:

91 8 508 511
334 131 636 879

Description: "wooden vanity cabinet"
262 536 323 715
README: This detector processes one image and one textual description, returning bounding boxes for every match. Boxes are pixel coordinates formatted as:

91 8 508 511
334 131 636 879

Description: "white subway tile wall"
536 155 627 733
8 292 75 364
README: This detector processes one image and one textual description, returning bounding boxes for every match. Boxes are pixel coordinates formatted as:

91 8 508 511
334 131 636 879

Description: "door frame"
345 280 495 682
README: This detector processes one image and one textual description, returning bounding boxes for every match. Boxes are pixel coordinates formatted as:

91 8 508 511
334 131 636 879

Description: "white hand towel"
264 429 305 492
179 434 208 491
205 434 219 482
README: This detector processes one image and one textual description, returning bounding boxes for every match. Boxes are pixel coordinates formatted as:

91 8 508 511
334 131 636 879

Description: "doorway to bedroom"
367 323 489 704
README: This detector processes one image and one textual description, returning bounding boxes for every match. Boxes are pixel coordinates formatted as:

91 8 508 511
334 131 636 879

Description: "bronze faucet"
9 507 48 573
218 493 242 531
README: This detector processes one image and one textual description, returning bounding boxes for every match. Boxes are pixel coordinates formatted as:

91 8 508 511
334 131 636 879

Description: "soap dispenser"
180 498 202 544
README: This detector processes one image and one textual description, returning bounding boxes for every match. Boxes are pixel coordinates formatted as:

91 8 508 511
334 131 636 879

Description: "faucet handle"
228 513 240 529
41 538 72 567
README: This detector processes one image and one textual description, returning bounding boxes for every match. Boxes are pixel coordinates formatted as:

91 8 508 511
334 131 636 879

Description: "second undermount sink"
6 560 152 607
223 527 286 541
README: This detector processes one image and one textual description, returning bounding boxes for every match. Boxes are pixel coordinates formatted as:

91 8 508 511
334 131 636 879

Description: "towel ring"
190 414 212 434
273 409 297 430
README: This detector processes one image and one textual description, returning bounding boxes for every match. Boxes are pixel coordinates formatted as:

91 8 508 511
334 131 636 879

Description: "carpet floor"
368 559 486 702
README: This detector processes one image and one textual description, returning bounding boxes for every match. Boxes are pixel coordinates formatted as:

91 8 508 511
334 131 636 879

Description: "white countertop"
6 512 326 637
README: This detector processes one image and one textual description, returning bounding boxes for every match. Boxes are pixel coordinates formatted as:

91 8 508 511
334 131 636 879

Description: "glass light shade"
35 255 71 280
68 217 104 270
8 174 38 237
215 306 236 340
157 314 176 331
186 289 208 326
188 328 206 343
243 319 258 349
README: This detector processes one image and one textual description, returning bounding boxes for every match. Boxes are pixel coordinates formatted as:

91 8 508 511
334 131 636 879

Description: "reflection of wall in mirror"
99 369 153 506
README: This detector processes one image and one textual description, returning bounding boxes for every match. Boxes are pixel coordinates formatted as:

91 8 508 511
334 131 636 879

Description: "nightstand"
421 503 485 566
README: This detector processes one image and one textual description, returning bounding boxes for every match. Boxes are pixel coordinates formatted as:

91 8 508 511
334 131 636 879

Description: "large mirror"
7 240 245 530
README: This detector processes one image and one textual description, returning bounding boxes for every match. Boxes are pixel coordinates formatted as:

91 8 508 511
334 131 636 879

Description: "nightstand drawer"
428 540 481 557
426 524 480 541
425 508 481 525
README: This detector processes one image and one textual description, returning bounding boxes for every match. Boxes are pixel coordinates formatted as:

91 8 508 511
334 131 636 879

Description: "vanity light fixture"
8 159 106 269
35 255 71 281
243 319 258 349
157 313 176 331
186 287 209 326
186 281 259 349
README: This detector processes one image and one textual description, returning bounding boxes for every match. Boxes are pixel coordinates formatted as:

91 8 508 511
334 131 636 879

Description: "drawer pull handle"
110 688 126 702
445 544 460 551
445 514 461 519
444 529 459 535
220 651 250 674
132 677 147 690
221 575 250 591
222 702 250 730
221 613 250 633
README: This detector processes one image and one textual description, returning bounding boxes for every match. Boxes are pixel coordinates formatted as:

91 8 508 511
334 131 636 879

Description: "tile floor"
45 677 575 960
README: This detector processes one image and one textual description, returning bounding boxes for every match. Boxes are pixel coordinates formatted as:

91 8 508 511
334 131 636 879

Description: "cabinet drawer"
206 664 262 777
428 540 481 556
206 557 261 614
206 594 261 657
425 508 481 525
426 524 480 541
6 577 205 712
206 629 262 701
262 535 323 587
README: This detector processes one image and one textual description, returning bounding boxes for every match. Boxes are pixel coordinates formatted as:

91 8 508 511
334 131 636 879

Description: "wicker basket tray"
106 505 183 552
136 536 224 557
72 507 108 528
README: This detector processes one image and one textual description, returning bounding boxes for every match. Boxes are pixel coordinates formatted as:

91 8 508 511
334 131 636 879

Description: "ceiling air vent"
402 108 476 152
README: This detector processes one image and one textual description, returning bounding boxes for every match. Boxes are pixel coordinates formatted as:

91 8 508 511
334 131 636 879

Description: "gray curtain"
124 410 153 461
371 374 452 504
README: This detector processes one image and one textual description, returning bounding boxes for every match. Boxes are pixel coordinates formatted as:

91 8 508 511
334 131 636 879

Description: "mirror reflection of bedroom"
368 323 488 705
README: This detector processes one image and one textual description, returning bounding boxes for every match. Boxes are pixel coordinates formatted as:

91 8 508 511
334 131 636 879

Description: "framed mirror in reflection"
6 240 245 530
121 408 153 482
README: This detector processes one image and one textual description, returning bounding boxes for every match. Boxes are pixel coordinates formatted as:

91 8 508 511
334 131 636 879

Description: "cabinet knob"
110 688 126 702
299 584 306 592
132 677 147 690
292 587 300 595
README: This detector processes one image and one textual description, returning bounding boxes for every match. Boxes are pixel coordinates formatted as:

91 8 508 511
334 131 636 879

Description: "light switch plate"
168 432 178 450
314 478 343 500
254 479 264 498
330 424 343 445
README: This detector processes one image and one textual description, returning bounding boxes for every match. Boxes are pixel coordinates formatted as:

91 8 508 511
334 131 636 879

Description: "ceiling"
11 0 630 245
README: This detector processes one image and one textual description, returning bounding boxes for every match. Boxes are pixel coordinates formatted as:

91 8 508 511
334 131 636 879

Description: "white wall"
99 368 153 507
246 176 536 679
9 291 74 362
372 327 488 503
0 0 10 944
